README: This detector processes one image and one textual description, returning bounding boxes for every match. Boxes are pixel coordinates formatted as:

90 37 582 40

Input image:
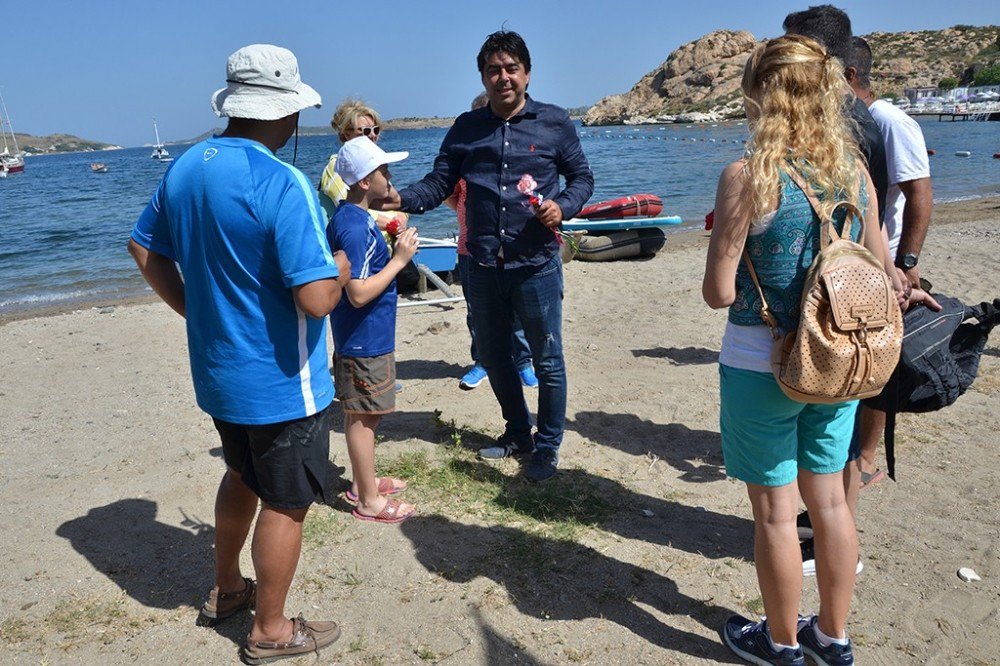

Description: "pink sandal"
344 477 406 503
352 498 415 524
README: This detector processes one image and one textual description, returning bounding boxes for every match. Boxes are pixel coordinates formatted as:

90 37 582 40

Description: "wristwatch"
895 253 918 270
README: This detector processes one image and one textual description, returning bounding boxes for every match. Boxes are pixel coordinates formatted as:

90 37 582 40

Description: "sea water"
1 118 998 314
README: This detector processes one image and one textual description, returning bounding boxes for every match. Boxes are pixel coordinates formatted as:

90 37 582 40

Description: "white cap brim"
382 150 409 164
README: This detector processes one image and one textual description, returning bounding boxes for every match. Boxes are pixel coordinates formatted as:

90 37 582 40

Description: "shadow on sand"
632 346 720 365
395 358 467 381
447 459 752 561
400 515 740 662
55 498 249 646
567 411 726 483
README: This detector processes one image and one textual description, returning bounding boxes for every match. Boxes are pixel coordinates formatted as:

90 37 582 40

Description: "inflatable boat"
563 191 681 261
575 228 667 262
578 193 663 219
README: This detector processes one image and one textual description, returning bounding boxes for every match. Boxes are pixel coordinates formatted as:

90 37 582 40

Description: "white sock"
767 631 798 652
813 621 850 647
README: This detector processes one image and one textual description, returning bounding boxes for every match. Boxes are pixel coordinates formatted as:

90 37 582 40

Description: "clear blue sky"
3 0 997 146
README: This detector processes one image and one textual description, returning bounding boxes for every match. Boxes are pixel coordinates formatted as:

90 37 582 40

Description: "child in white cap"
328 137 419 523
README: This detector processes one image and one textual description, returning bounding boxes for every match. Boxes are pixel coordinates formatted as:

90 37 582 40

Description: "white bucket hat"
335 136 408 186
211 44 321 120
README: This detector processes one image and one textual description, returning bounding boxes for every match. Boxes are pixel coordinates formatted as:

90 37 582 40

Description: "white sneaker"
801 538 864 576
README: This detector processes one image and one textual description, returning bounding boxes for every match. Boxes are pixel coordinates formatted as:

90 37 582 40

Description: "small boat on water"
90 163 108 173
0 90 25 174
150 119 173 162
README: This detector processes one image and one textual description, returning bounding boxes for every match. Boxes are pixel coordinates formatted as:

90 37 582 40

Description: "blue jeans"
467 254 566 450
457 254 531 368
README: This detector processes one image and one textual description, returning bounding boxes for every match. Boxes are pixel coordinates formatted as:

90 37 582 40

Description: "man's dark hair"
848 36 873 89
477 30 531 74
783 4 853 65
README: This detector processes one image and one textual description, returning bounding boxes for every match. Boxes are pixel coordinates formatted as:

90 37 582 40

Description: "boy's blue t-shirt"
130 136 339 425
328 202 397 357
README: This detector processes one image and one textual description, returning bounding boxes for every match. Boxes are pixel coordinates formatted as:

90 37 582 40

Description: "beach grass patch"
377 444 614 540
0 615 31 644
414 644 437 660
742 594 765 616
302 508 350 547
40 594 155 647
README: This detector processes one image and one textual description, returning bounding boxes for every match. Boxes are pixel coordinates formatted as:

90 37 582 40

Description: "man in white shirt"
847 36 933 486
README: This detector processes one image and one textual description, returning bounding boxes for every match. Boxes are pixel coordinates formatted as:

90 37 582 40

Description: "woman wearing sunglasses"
319 99 408 232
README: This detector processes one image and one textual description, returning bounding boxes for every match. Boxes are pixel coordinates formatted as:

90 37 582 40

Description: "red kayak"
579 193 663 220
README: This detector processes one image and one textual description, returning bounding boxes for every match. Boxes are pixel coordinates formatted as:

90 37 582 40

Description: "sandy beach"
1 196 998 665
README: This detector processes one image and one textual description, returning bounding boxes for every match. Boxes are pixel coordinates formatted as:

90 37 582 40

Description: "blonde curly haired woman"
318 99 407 231
703 35 891 665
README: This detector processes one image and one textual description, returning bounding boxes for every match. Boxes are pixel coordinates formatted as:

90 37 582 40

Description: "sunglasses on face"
355 125 380 137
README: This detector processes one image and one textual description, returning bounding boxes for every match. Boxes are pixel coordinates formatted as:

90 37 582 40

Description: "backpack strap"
885 402 897 481
784 168 863 248
885 368 899 480
972 298 1000 330
741 251 782 340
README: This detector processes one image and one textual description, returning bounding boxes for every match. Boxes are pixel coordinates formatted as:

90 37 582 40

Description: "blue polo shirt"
328 203 396 357
398 96 594 269
130 136 339 425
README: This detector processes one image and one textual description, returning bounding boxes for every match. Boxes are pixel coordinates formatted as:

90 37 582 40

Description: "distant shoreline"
25 111 593 153
25 146 125 157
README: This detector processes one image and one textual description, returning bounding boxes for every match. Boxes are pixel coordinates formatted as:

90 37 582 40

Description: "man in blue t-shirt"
327 137 419 524
128 45 348 664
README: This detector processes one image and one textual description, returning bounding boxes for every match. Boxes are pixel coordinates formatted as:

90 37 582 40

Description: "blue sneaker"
723 614 805 666
518 364 538 388
796 615 854 666
478 431 534 460
460 364 488 390
525 446 559 482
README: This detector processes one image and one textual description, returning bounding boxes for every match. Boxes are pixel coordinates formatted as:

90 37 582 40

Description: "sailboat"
0 89 25 174
150 118 173 162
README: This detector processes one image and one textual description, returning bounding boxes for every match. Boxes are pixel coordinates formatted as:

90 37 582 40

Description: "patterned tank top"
729 170 867 333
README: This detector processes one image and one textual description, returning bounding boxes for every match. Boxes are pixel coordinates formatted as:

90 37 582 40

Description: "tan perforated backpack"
743 171 903 404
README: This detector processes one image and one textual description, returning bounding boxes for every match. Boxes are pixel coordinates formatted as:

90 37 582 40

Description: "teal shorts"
719 364 858 487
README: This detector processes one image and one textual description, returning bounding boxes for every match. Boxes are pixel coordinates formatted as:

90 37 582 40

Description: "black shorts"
213 403 333 509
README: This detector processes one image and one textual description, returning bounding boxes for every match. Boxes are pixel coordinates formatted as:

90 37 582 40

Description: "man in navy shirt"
128 44 348 663
379 30 594 482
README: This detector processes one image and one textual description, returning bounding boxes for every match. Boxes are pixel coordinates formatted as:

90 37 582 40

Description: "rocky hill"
8 133 120 154
583 24 1000 126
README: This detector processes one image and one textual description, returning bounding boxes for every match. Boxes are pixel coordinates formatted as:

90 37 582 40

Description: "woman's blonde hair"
330 99 382 142
741 34 862 224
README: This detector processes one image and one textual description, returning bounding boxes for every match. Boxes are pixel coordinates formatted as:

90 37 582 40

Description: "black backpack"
863 295 1000 478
